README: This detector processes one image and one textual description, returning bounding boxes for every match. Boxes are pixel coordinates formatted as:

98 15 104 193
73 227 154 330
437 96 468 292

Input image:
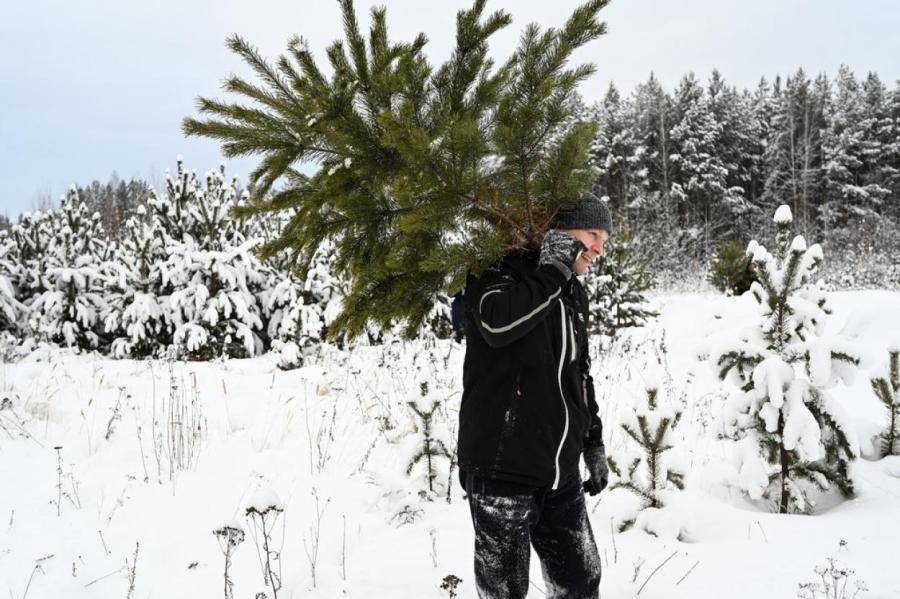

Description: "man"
458 191 612 599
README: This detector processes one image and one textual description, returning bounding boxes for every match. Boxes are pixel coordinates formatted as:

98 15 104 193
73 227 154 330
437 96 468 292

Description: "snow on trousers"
464 471 601 599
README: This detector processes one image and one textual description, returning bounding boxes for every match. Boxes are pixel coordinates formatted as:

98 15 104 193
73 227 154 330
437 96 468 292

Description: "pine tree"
870 350 900 458
738 77 776 233
706 71 754 237
859 72 894 214
584 227 656 336
405 382 452 495
589 83 637 216
8 210 56 307
258 240 338 369
155 160 266 360
630 73 676 229
713 204 860 514
27 187 109 350
77 175 154 241
0 230 22 335
607 384 685 532
884 81 900 221
820 66 888 231
183 0 611 339
103 204 173 358
708 239 756 296
669 73 737 258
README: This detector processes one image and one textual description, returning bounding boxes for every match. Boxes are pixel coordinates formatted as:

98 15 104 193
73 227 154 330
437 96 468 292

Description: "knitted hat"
551 191 614 235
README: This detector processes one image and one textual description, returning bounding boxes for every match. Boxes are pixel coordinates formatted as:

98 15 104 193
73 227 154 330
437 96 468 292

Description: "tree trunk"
778 414 790 514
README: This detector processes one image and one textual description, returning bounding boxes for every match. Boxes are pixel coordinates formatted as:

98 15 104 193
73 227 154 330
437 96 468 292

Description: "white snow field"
2 290 899 599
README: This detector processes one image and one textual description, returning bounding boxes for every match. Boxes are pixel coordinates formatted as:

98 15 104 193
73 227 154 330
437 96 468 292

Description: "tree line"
586 66 900 271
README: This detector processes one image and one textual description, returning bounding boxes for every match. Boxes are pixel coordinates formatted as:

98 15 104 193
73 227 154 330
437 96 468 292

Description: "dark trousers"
463 471 601 599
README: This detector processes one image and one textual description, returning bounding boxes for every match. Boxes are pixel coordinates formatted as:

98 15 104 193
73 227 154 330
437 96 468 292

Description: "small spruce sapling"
584 227 657 337
406 382 452 495
871 350 900 457
709 238 757 296
713 204 861 514
607 384 684 532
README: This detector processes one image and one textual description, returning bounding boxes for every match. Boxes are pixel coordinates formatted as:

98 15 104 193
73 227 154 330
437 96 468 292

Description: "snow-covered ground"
2 290 899 599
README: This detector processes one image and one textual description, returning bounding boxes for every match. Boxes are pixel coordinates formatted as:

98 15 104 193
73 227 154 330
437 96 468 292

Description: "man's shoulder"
469 249 538 282
497 248 540 274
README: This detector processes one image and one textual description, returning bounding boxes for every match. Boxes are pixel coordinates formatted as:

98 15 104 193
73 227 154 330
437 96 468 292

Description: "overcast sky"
2 0 898 219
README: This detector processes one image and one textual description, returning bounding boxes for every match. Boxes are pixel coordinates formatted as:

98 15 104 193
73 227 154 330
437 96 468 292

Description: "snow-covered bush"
713 204 860 514
608 381 685 535
870 349 900 457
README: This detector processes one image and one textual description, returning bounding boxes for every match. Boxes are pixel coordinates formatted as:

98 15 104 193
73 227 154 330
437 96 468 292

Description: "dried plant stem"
98 530 110 555
340 514 347 581
676 560 700 585
54 446 63 517
637 550 677 595
303 489 329 589
125 542 140 599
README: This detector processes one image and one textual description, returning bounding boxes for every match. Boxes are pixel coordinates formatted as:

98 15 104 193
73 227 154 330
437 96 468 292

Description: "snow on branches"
712 205 860 514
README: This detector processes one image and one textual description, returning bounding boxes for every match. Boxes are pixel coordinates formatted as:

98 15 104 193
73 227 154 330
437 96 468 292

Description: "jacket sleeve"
580 324 604 449
470 261 570 349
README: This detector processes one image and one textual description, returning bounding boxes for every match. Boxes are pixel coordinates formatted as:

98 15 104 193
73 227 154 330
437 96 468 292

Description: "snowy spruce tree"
608 382 685 534
713 204 860 514
871 350 900 458
405 381 453 496
184 0 612 340
258 239 342 369
103 204 173 358
8 210 56 317
669 73 744 257
589 83 637 215
153 159 266 360
27 187 109 350
583 227 657 337
0 230 23 337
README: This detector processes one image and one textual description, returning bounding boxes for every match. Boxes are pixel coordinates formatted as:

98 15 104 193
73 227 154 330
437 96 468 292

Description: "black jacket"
457 249 604 489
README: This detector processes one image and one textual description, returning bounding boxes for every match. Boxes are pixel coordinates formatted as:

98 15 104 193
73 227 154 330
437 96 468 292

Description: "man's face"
560 228 609 276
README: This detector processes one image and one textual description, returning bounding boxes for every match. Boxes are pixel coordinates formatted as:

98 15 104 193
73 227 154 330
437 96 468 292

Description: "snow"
774 204 792 223
1 291 900 597
246 486 283 514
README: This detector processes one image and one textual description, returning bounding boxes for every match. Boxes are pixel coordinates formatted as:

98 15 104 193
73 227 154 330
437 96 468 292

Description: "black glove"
539 229 587 279
582 444 609 496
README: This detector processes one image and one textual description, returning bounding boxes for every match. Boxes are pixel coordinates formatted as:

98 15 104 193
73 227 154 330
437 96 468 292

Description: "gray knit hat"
551 191 614 235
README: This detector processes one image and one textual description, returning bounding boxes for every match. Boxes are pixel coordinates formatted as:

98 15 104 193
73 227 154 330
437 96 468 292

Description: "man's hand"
539 229 587 279
582 444 609 496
